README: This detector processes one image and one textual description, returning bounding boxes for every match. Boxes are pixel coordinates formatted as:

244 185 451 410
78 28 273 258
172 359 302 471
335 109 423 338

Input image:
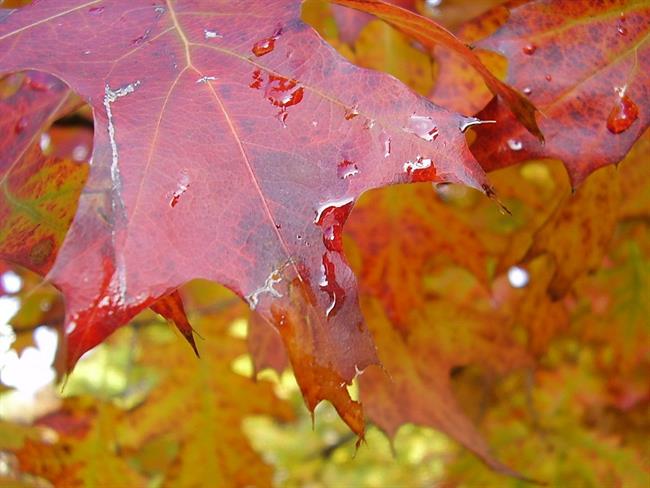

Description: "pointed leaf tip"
151 291 200 357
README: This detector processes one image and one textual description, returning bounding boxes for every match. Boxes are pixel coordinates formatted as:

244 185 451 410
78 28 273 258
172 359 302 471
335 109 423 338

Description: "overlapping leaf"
469 0 650 186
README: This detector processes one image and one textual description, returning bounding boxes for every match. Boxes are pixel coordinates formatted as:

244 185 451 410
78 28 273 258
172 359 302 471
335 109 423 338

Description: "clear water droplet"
88 6 105 15
249 69 304 127
252 27 282 57
545 74 552 82
344 104 360 120
380 131 391 158
314 198 354 253
607 94 638 134
337 160 359 180
508 266 529 288
522 44 536 55
459 117 495 132
363 118 375 129
403 155 432 175
170 171 190 208
507 139 523 151
405 114 439 141
204 29 222 39
319 253 345 318
523 87 533 95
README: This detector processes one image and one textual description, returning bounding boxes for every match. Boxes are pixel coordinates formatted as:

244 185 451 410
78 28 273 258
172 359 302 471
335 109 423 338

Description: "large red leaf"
470 0 649 187
0 0 493 435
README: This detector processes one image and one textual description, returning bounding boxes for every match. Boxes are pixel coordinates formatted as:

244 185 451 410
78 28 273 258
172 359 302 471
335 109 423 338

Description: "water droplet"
154 6 166 16
314 197 354 253
14 116 28 134
204 29 222 39
83 49 91 55
545 74 552 82
337 160 359 180
319 253 345 318
131 29 152 46
522 44 536 55
344 104 360 120
249 70 304 127
363 118 375 129
252 27 282 57
507 139 523 151
405 114 439 141
617 25 627 36
275 223 281 229
380 131 391 158
523 87 533 95
88 6 105 15
607 94 638 134
403 155 432 175
170 171 190 208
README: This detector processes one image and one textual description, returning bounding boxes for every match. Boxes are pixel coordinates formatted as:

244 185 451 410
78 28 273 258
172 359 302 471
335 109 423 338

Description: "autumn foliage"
0 0 648 486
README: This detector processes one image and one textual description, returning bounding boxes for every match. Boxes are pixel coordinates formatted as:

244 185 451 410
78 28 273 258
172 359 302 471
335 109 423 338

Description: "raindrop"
252 27 282 57
522 44 536 55
88 6 105 15
617 25 627 36
275 223 281 229
131 28 152 46
337 160 359 180
249 70 304 127
403 155 432 175
14 117 28 134
508 266 529 288
319 253 346 318
363 118 375 130
523 87 533 95
154 6 166 16
344 104 360 120
545 74 552 82
380 131 391 158
405 114 438 141
314 197 354 253
170 171 190 208
83 49 92 55
204 29 222 39
425 0 442 7
507 139 523 151
607 93 638 134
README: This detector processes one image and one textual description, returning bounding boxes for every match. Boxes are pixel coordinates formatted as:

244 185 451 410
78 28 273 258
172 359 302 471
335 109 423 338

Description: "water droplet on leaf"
88 6 105 15
380 131 391 158
204 29 222 39
522 44 536 55
252 27 282 57
344 104 360 120
319 253 345 318
607 94 638 134
545 74 552 82
405 114 439 141
249 69 304 126
507 139 523 151
337 160 359 180
14 117 28 134
170 171 191 208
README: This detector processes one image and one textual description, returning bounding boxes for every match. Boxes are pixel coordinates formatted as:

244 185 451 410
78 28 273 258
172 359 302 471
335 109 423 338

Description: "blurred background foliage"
1 0 649 486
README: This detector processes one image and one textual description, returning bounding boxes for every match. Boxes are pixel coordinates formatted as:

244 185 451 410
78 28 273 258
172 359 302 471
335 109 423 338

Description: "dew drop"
617 25 627 36
337 160 359 180
131 28 151 46
39 132 51 152
507 139 523 151
522 44 536 55
363 118 375 130
252 27 282 57
249 69 304 127
607 94 638 134
523 87 533 95
170 171 190 208
319 253 346 318
344 104 360 120
204 29 222 39
88 6 105 15
405 114 439 141
459 117 495 132
403 155 432 175
14 116 28 134
380 131 392 158
545 74 552 82
314 197 354 253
